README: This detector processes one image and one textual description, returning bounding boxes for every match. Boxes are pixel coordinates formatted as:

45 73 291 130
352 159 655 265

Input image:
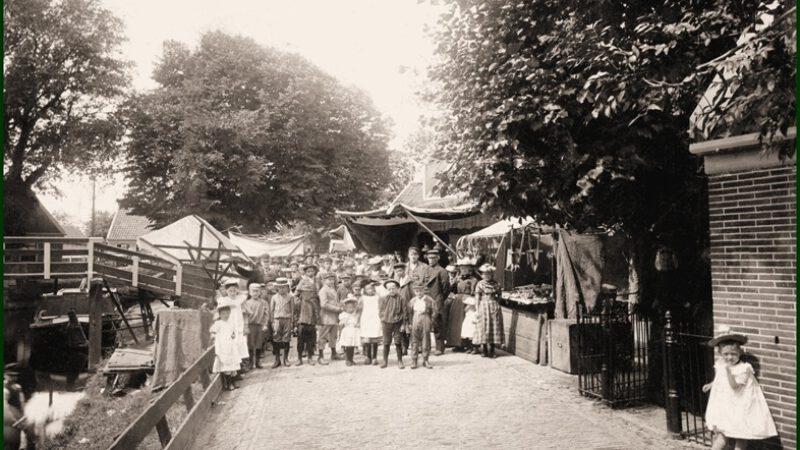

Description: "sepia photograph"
2 0 796 449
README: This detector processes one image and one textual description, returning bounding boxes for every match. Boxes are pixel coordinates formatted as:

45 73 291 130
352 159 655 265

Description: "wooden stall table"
499 299 553 365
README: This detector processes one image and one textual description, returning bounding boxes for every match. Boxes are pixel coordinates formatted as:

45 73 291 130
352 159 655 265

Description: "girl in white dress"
702 332 777 450
358 281 382 365
210 302 241 391
337 295 361 366
217 279 250 370
460 296 478 354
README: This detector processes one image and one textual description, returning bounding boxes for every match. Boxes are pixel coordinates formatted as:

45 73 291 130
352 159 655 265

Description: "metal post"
664 310 682 437
600 296 612 403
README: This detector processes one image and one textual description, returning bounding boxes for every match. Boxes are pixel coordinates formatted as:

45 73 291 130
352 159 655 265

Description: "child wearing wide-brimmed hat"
210 300 240 391
337 295 361 366
702 327 777 450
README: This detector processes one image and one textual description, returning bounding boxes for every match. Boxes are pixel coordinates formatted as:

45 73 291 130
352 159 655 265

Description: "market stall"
457 218 556 364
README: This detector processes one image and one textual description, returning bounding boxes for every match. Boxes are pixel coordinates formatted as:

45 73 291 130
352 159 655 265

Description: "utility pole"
91 176 96 236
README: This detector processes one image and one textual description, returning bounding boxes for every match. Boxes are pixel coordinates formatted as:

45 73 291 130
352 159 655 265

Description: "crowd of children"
208 246 506 389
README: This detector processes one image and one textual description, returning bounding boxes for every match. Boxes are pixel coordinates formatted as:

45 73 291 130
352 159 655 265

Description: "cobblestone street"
193 350 703 450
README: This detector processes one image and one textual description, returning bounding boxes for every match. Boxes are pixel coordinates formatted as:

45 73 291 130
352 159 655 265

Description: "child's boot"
490 344 497 358
221 374 229 390
282 344 291 367
481 344 489 358
363 344 372 365
411 352 418 370
372 344 379 365
255 350 264 368
307 351 316 366
395 344 405 369
422 356 433 369
271 346 282 369
380 345 389 369
317 349 329 366
331 348 341 360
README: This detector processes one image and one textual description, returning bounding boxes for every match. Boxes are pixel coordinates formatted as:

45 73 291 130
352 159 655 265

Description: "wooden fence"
107 346 221 450
4 237 216 305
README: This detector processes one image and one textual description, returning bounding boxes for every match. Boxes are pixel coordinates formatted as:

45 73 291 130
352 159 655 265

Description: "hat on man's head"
445 265 457 273
407 246 420 255
382 254 394 260
274 277 290 287
707 325 748 347
421 244 431 253
318 255 331 263
426 248 440 257
322 272 337 280
303 264 319 273
383 279 400 289
412 282 427 290
339 273 352 279
392 263 407 270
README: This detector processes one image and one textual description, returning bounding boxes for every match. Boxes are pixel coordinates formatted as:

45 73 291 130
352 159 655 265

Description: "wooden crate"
500 306 548 364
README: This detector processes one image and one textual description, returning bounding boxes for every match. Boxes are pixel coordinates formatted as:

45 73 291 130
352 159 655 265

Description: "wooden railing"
107 346 222 450
4 237 216 305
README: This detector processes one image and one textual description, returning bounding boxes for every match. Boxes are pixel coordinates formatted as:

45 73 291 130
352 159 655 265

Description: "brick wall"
708 165 796 449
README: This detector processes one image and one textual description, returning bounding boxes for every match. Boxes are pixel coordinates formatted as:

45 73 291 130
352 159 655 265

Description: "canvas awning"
137 215 250 265
228 231 309 257
328 225 356 253
336 203 483 254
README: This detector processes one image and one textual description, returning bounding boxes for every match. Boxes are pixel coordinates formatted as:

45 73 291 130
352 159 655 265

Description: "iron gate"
577 299 652 407
664 314 715 445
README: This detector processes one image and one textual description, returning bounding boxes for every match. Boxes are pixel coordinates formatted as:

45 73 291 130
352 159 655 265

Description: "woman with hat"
337 294 361 366
444 257 479 352
474 264 504 358
358 279 382 365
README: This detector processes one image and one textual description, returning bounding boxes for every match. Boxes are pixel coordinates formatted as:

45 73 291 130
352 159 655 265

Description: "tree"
83 209 114 237
121 32 393 232
3 0 130 191
427 0 785 314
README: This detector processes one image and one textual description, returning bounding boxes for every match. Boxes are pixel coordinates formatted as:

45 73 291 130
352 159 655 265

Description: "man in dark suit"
424 248 451 355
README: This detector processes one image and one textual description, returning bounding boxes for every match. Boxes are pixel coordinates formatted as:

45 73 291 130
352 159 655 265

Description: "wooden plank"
4 272 88 279
88 284 104 368
107 347 215 450
3 262 88 274
155 417 172 447
94 243 177 267
94 252 177 277
175 265 182 297
132 257 139 287
164 374 222 450
4 237 91 244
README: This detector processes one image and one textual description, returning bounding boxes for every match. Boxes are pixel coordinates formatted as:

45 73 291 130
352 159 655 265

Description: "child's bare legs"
712 433 747 450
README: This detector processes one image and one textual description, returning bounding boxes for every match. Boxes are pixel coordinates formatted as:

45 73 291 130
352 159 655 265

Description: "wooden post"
664 311 683 437
175 264 182 297
43 242 51 279
132 256 140 287
86 239 95 289
88 282 104 368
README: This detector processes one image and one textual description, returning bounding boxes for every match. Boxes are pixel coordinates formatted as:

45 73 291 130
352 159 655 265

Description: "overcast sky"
39 0 443 227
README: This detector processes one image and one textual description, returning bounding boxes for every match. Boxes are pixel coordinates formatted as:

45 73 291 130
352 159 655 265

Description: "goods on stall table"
502 283 553 306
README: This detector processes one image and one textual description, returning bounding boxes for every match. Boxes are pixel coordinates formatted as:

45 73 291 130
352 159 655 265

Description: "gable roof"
5 186 65 236
388 161 473 211
106 208 155 241
61 223 85 238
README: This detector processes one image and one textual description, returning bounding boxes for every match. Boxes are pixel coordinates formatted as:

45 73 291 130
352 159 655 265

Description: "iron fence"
664 314 715 446
576 299 652 407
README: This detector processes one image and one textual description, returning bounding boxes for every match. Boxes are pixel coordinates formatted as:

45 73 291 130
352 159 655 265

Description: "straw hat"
445 265 457 273
707 325 748 347
303 264 319 273
342 294 358 305
456 256 477 266
478 264 496 273
383 279 400 289
221 277 239 288
274 277 290 287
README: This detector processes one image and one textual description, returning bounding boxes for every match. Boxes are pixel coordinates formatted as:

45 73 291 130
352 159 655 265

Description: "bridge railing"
107 346 222 450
